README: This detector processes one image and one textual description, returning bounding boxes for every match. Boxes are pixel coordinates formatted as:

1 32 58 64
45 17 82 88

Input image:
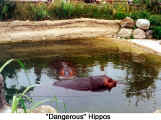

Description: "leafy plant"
0 0 16 20
11 85 35 113
133 0 161 14
149 15 161 26
30 3 49 20
0 59 25 73
11 85 67 113
151 26 161 39
114 11 129 19
130 10 151 20
0 59 67 113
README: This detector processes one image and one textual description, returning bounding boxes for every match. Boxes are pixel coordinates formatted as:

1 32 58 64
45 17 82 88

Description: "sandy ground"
131 39 161 55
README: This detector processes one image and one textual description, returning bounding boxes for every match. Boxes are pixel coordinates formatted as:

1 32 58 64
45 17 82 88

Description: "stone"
132 54 146 63
133 28 146 39
128 0 133 5
117 28 133 38
120 17 135 28
146 30 153 39
154 109 161 113
0 105 57 113
31 105 57 113
136 19 150 30
159 41 161 45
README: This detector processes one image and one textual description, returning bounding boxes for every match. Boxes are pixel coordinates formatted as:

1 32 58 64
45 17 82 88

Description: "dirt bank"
0 18 120 44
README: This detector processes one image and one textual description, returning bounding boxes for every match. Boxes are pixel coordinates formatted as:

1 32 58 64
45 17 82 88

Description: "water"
1 53 161 113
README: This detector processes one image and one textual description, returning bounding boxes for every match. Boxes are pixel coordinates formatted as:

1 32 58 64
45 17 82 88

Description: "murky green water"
1 52 161 113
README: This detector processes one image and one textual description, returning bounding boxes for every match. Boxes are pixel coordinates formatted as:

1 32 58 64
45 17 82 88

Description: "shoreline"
0 18 161 62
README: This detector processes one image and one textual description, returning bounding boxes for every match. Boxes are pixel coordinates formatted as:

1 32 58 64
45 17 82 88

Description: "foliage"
11 85 68 113
0 59 25 73
14 3 49 20
0 59 67 113
130 10 151 20
149 15 161 26
11 85 34 113
151 26 161 39
133 0 161 14
48 2 113 19
114 12 129 19
0 0 16 20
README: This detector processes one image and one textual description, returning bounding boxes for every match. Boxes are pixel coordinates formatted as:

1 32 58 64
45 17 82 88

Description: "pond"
1 50 161 113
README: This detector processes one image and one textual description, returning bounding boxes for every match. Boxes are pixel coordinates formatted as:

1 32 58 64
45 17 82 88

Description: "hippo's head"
103 76 117 90
58 62 76 80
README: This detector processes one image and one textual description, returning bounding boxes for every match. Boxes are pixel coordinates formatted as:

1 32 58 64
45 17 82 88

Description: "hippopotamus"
50 61 76 80
54 75 117 92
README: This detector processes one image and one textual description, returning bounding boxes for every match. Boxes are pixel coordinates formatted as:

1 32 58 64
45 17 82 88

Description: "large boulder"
118 28 133 38
120 17 135 28
133 28 146 39
136 19 150 30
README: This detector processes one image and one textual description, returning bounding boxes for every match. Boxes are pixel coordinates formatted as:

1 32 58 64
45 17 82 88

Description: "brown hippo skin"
54 75 117 92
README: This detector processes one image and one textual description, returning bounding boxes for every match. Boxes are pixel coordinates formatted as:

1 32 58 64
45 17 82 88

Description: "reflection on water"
0 54 161 112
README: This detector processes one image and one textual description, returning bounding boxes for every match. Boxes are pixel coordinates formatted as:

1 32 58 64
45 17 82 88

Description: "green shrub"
0 0 16 20
130 10 151 20
149 15 161 26
114 12 129 19
48 2 113 20
151 26 161 39
133 0 161 14
14 3 49 20
29 3 49 20
49 2 75 19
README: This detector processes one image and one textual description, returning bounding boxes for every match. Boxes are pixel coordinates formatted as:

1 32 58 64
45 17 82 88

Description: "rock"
117 28 133 38
0 105 57 113
128 0 133 5
120 17 135 28
154 109 161 113
146 30 153 39
159 41 161 45
136 19 150 30
31 105 57 113
132 54 146 63
133 28 146 39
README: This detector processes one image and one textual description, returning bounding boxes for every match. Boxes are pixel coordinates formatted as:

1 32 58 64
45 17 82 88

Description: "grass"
0 59 67 113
